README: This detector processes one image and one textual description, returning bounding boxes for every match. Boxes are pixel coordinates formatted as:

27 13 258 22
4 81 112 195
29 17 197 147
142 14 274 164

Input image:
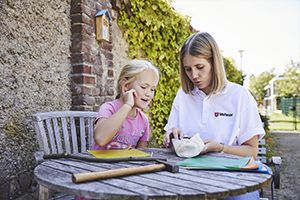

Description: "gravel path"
269 131 300 200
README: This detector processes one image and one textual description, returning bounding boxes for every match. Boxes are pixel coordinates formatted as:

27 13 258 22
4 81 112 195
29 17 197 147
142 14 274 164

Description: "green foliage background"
223 57 243 85
276 65 300 97
117 0 243 146
249 70 275 104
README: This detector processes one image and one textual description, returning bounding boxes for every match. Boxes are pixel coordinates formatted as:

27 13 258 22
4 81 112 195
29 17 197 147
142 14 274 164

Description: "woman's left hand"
201 140 223 154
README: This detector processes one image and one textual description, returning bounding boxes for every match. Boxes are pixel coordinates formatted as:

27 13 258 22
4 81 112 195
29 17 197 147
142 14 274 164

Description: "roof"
95 9 112 21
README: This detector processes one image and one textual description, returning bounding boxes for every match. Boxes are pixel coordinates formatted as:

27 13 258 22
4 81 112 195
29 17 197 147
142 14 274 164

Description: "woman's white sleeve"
164 95 180 133
238 90 265 145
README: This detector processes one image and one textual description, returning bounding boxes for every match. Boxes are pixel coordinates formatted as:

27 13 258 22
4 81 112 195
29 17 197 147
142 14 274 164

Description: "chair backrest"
257 138 267 163
33 111 98 155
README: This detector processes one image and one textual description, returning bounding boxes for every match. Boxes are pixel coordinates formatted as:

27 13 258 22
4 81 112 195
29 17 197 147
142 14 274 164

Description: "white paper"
172 134 205 158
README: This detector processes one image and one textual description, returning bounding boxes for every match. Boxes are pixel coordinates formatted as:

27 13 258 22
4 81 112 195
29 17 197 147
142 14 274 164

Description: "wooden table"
34 148 272 200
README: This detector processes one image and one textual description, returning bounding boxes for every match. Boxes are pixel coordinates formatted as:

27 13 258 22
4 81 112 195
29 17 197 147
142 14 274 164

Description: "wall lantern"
95 9 112 42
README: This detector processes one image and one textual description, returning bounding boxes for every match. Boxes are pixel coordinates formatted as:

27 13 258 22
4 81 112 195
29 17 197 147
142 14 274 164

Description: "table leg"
38 184 49 200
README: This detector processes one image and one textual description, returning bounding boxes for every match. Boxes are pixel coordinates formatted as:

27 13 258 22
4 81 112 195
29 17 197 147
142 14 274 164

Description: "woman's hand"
201 136 259 159
201 140 223 154
163 128 183 148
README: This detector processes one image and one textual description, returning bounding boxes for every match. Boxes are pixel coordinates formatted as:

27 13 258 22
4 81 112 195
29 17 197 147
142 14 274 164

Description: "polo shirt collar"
190 81 229 97
191 87 208 98
219 81 230 94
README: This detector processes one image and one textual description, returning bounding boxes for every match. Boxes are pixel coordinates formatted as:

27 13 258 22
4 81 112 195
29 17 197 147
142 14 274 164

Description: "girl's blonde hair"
116 59 160 98
180 32 227 94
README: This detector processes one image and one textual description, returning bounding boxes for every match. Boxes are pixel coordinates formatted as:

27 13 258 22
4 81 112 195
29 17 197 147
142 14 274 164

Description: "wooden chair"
258 138 281 200
33 111 98 200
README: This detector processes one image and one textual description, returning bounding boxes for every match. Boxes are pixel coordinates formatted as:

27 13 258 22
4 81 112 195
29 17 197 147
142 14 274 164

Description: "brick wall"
70 0 117 111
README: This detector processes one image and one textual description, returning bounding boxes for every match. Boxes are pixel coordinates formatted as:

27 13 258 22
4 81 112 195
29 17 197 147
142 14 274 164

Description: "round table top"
34 148 272 199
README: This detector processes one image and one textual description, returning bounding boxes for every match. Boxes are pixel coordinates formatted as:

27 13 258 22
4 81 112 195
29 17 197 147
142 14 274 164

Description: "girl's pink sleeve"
96 102 115 121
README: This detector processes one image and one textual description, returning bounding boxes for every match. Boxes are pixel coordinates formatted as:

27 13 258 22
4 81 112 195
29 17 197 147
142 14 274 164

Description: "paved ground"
15 131 300 200
267 131 300 200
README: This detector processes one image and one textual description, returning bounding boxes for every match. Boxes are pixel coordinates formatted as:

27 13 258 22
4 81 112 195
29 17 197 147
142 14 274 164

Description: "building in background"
263 75 285 113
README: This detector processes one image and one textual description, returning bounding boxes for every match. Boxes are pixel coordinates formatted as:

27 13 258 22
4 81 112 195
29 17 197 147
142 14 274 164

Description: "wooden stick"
72 164 166 183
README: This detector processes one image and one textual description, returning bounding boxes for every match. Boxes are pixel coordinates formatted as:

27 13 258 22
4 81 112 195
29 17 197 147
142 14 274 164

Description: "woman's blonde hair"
116 59 160 98
180 32 227 94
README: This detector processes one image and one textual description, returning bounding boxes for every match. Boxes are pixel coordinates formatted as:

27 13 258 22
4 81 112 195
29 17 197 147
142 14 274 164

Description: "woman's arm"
94 104 132 146
203 135 259 159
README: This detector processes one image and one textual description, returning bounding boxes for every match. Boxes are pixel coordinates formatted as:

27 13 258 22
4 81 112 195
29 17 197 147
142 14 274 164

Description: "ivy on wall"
118 0 191 145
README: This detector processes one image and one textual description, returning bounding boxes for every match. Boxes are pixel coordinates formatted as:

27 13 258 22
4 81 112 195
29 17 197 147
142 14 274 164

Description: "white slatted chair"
33 111 98 200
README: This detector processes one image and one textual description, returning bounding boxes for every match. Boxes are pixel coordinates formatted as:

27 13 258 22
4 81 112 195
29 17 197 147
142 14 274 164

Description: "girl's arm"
137 141 148 148
94 103 132 146
202 135 259 159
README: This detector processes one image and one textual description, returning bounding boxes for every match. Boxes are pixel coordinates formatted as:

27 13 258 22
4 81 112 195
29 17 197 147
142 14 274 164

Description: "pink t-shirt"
92 99 150 150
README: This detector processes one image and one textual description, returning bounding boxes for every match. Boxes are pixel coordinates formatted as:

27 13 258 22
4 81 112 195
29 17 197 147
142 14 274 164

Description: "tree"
249 70 275 104
276 64 300 97
223 57 243 85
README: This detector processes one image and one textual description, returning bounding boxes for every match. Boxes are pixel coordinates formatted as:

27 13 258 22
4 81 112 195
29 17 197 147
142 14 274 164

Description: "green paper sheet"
88 148 150 159
177 155 252 170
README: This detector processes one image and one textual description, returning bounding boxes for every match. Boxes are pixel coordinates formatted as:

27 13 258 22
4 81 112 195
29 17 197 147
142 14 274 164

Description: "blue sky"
172 0 300 76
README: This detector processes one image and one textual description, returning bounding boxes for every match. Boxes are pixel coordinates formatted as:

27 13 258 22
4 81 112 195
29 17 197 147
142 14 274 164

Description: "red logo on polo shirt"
214 112 233 117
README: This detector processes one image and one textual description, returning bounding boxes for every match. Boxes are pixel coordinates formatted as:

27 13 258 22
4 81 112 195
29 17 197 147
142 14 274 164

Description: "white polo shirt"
164 82 265 146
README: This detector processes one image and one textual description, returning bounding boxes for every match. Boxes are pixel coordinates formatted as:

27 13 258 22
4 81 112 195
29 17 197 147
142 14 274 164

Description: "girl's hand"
201 140 223 154
122 89 136 108
163 128 183 148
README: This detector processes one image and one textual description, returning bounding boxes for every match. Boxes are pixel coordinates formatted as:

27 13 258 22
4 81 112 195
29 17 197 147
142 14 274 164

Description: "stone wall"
0 0 129 198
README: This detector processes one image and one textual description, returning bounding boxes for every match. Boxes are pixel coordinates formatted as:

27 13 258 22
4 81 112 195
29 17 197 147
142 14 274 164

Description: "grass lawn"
269 112 300 131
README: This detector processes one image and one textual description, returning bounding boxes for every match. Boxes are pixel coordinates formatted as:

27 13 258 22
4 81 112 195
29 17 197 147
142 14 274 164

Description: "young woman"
163 32 264 200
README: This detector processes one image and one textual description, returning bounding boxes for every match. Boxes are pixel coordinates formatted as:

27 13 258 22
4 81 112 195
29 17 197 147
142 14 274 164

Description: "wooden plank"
33 111 98 120
124 175 205 199
37 121 50 154
87 117 94 150
114 152 272 197
259 139 266 145
45 119 56 154
52 118 63 153
61 117 71 153
34 121 44 150
34 164 139 199
54 159 226 199
258 147 267 154
50 159 202 198
49 193 74 200
38 184 49 200
257 156 267 163
39 160 177 199
79 117 86 152
191 170 272 189
70 117 78 153
117 162 241 198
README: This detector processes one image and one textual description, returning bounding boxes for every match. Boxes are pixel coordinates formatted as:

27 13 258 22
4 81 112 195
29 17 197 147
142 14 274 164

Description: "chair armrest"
270 156 281 189
271 156 282 165
34 151 45 166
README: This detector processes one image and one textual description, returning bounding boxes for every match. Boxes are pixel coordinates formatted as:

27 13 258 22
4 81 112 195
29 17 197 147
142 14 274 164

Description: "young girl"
75 60 159 200
92 59 160 150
